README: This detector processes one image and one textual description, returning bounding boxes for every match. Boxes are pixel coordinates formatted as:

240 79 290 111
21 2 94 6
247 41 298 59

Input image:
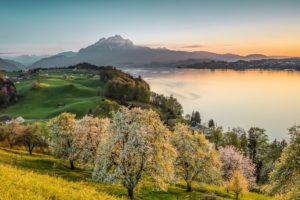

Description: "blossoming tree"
48 112 76 169
219 146 255 185
172 123 221 192
228 170 248 200
92 107 176 199
73 115 110 165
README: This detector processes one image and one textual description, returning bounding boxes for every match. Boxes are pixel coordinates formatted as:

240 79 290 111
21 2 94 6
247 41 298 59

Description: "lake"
126 68 300 139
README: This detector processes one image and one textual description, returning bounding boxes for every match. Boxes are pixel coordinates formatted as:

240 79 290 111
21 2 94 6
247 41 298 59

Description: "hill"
3 55 47 67
0 58 23 71
2 63 150 119
0 148 270 200
30 35 268 69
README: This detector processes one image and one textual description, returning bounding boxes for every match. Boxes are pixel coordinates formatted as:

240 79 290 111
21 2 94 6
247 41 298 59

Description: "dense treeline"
105 75 150 103
182 58 300 71
185 114 288 185
151 93 184 127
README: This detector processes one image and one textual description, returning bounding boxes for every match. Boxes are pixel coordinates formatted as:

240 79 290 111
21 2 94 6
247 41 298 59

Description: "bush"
0 75 17 108
0 120 23 148
94 99 120 118
31 80 42 89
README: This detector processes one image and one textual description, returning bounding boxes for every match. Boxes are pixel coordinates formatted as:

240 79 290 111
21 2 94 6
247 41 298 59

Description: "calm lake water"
126 68 300 139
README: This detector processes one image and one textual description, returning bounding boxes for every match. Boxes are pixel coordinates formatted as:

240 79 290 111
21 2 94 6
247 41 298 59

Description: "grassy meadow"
0 148 270 200
3 72 105 119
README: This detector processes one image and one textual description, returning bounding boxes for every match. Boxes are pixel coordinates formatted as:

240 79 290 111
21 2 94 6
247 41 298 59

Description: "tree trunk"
7 138 13 149
28 144 34 155
70 160 75 170
186 182 192 192
29 147 33 155
127 188 134 200
235 193 239 200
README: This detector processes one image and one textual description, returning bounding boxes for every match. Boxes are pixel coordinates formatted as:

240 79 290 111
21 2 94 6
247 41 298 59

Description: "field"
3 71 106 119
0 148 270 200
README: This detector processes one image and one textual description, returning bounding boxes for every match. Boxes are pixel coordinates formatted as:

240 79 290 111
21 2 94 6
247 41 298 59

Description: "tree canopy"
92 107 176 199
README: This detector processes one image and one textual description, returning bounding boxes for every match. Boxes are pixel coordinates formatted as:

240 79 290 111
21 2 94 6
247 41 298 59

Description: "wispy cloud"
182 45 205 48
0 51 24 55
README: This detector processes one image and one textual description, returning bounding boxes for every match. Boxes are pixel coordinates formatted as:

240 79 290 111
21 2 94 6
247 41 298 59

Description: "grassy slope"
3 74 105 119
0 148 270 200
0 164 119 200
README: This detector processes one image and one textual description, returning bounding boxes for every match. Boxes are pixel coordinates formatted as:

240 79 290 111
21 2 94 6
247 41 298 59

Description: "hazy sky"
1 0 300 56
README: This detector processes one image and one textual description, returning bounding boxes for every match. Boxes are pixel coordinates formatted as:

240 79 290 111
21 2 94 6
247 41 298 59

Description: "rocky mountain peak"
94 35 134 47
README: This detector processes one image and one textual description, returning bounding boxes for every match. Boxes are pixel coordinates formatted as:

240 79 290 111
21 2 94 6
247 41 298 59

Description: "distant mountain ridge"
28 35 269 69
0 58 24 71
3 55 47 67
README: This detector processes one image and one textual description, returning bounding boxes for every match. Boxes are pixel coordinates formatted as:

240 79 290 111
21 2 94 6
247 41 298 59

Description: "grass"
0 164 119 200
0 148 270 200
3 74 105 119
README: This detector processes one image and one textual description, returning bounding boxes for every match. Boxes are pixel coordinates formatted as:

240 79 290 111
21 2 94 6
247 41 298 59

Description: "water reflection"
128 68 300 139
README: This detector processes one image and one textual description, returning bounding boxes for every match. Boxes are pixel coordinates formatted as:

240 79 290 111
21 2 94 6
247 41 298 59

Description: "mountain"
30 35 269 69
0 58 23 71
4 55 47 67
244 54 269 60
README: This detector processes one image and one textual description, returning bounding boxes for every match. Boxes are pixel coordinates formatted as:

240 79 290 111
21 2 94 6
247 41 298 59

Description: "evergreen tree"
247 127 269 183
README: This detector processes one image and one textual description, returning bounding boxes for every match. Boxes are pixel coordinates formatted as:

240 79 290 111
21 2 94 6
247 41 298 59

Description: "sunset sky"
1 0 300 56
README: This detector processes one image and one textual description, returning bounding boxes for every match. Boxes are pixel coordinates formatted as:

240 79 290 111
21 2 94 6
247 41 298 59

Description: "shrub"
94 99 120 118
0 75 17 108
31 80 42 89
0 120 23 148
228 170 248 200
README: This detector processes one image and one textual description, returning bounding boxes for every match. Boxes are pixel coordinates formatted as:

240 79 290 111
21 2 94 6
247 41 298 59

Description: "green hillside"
2 64 151 119
2 65 180 127
3 74 104 119
0 148 270 200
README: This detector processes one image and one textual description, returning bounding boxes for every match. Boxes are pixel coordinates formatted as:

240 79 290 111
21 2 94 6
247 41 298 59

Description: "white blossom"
73 115 110 165
172 123 221 191
93 107 176 199
48 112 76 161
219 146 255 184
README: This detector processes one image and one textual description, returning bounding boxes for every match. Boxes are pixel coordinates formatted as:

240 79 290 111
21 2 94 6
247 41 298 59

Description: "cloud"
0 51 24 55
182 44 205 48
189 92 201 100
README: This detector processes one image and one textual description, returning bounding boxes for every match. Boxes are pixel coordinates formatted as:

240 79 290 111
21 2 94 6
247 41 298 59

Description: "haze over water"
137 69 300 140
